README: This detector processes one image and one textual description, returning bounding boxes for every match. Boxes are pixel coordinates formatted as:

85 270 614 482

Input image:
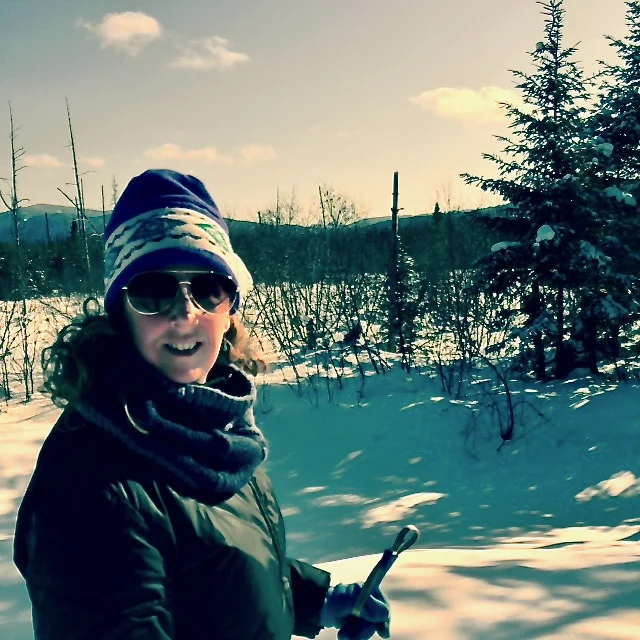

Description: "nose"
168 284 200 321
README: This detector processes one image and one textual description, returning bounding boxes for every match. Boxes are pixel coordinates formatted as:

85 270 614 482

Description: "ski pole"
338 524 420 639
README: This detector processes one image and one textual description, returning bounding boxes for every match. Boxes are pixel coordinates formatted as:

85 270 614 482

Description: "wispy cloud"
337 128 373 139
238 144 276 162
144 143 234 164
81 156 107 169
410 86 522 124
24 153 64 168
170 36 250 71
78 12 162 56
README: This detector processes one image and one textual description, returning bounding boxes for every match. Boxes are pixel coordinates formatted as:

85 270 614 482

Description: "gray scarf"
75 350 268 504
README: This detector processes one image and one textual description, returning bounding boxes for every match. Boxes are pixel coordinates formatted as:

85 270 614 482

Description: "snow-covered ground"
1 363 639 639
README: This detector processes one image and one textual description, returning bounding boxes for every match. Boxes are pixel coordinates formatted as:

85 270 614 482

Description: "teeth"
169 342 197 351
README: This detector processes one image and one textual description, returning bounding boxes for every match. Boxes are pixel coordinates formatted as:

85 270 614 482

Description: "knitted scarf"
74 349 268 505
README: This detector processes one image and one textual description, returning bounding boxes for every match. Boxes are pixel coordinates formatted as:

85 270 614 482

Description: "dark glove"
320 583 391 640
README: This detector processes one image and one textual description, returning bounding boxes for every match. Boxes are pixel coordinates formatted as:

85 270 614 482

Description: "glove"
320 582 391 640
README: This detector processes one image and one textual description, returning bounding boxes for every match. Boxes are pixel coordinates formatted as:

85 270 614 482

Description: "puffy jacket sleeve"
16 484 174 640
288 557 331 638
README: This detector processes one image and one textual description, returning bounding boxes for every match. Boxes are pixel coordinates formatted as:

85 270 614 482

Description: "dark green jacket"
14 409 330 639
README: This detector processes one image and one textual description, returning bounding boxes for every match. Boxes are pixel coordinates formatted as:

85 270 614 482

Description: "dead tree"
57 99 95 292
0 102 35 399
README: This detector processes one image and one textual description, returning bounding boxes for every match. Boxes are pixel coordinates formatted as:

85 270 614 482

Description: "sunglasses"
123 271 237 315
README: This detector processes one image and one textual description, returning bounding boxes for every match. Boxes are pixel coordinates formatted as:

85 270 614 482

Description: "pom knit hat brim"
103 170 252 315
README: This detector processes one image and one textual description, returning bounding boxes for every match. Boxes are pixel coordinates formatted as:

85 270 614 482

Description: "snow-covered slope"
1 365 639 639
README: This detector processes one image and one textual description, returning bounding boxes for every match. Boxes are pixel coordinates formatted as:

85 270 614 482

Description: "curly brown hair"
41 297 268 409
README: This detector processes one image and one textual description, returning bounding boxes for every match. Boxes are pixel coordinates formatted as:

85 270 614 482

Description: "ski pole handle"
338 525 419 639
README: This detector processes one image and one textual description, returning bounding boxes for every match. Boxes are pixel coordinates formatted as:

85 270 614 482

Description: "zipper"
249 478 293 610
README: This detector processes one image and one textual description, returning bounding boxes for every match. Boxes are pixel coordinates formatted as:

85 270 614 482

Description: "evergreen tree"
461 0 616 378
591 1 640 185
579 0 640 362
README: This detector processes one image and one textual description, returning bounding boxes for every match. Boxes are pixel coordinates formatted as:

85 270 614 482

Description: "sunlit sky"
0 0 629 220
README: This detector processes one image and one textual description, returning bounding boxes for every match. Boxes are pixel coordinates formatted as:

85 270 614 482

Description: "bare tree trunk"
388 172 400 352
44 211 51 245
101 184 106 237
318 186 327 229
554 285 569 378
66 99 93 292
111 175 119 208
530 282 546 380
0 103 34 400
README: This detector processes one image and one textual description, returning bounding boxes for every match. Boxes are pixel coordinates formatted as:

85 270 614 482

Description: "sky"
1 306 639 637
0 0 631 221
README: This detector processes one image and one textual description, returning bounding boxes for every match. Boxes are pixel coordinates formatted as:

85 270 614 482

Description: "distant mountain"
0 203 503 245
351 206 509 230
0 204 108 244
0 205 259 244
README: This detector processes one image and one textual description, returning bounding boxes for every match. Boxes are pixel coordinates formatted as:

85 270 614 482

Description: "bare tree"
318 185 360 228
0 102 35 399
101 184 106 236
56 99 98 292
111 175 119 208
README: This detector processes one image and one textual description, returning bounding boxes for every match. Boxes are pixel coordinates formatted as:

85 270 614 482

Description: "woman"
13 169 390 640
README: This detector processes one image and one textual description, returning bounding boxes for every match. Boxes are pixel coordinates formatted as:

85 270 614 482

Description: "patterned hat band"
103 207 252 313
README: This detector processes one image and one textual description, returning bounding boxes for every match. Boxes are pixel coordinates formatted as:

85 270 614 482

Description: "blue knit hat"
104 169 252 315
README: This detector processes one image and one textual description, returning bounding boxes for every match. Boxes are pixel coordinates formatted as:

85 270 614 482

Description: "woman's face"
123 269 232 384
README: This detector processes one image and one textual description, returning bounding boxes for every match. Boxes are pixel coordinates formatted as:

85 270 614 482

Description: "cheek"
124 307 163 353
203 315 230 345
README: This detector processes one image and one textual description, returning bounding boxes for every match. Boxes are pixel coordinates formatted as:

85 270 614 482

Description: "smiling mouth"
165 342 201 356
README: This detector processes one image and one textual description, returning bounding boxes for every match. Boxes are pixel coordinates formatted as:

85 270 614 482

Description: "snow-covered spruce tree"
575 0 640 366
389 240 422 371
461 0 632 379
591 1 640 185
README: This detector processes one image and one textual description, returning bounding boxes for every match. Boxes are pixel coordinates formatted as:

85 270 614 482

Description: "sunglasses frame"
122 270 237 316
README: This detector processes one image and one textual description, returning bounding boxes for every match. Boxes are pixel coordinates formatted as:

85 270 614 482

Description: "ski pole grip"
391 525 419 554
338 525 419 639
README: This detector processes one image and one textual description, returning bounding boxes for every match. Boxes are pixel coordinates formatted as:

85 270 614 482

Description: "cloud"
170 36 250 70
410 86 522 124
144 143 234 164
23 153 64 168
337 128 373 139
81 156 107 168
238 144 276 162
78 12 162 56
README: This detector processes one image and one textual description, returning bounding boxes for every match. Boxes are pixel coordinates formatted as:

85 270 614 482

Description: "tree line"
1 0 640 395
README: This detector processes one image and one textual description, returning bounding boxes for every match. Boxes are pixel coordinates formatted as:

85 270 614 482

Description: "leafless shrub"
245 275 389 402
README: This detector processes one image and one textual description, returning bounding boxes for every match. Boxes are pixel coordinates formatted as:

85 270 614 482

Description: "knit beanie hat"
103 169 252 315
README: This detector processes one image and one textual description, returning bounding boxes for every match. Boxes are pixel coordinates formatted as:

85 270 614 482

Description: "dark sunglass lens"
191 274 236 312
127 272 178 313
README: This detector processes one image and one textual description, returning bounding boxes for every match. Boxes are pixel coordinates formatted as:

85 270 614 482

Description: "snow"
491 241 518 252
361 492 448 527
595 143 614 157
580 240 611 266
535 224 555 243
603 186 638 206
1 363 640 639
604 186 622 199
575 471 640 501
